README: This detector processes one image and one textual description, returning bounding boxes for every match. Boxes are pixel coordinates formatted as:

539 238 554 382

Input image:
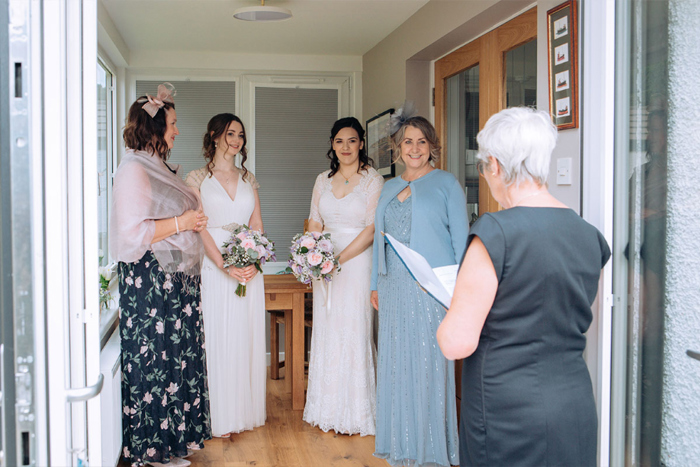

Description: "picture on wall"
547 0 578 130
366 108 395 178
555 70 570 91
554 44 569 65
554 16 568 39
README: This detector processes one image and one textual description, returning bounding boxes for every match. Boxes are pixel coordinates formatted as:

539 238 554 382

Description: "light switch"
556 157 572 185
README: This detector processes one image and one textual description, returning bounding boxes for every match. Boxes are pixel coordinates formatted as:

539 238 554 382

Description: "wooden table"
263 274 311 411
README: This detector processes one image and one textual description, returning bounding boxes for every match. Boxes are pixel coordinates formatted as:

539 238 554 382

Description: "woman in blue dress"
370 106 467 467
437 107 610 466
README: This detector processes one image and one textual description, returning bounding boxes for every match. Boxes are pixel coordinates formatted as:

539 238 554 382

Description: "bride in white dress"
303 117 384 436
186 113 265 437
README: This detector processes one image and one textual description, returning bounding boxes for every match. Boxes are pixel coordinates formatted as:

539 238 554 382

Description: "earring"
214 142 218 147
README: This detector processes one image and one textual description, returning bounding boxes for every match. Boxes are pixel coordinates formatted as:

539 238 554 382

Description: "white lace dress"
302 168 384 436
188 168 266 436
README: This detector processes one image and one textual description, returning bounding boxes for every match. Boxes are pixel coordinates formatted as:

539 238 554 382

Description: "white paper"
384 233 458 309
433 265 459 296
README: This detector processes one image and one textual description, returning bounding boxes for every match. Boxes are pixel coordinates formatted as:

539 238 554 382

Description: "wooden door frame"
434 7 538 216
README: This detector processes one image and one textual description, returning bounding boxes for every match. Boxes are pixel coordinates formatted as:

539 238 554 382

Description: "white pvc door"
38 0 104 465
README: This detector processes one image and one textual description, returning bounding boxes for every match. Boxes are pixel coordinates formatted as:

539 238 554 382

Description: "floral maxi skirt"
119 250 211 466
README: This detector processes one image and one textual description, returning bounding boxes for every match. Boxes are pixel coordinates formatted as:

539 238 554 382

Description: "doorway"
435 7 538 220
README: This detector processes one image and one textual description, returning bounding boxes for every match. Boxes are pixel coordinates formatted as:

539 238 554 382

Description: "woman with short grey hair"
437 107 610 467
474 105 556 188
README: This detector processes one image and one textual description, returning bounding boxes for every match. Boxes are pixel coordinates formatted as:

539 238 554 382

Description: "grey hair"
476 107 557 186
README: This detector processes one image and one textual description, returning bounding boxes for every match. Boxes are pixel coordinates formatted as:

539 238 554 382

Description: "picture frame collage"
547 0 578 130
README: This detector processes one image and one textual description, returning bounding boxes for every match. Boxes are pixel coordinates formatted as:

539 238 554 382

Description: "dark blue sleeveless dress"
459 207 610 467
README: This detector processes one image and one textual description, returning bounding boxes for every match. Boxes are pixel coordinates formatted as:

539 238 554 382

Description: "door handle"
66 373 104 403
686 350 700 362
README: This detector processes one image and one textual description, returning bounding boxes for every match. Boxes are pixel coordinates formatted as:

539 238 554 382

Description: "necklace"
402 166 432 183
214 169 236 186
512 190 543 207
339 169 354 185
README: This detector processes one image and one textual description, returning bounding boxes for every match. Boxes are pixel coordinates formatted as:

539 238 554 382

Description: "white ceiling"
101 0 430 56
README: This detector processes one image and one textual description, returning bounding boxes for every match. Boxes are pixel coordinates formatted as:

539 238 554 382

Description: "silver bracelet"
174 216 180 235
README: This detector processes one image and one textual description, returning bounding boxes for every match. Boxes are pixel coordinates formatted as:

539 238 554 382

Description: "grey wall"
662 0 700 463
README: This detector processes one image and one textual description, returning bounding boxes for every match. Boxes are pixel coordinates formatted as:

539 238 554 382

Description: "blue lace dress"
374 196 459 466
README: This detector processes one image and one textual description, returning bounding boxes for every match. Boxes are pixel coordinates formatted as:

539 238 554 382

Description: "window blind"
135 80 236 179
254 87 338 252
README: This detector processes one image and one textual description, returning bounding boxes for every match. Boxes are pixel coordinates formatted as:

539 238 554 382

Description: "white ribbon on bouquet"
318 279 332 313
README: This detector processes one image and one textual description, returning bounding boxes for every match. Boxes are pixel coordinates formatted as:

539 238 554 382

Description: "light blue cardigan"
371 169 469 290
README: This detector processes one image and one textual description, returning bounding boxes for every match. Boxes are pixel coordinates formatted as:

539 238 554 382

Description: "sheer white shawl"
109 149 204 275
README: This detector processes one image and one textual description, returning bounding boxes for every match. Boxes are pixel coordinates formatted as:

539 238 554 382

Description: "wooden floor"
121 369 387 467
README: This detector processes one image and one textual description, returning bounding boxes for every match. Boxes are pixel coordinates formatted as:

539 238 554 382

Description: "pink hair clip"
142 82 176 118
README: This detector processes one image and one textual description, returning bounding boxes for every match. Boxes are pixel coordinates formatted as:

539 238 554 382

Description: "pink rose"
300 236 316 250
236 231 247 240
318 239 333 253
320 260 334 274
255 244 266 257
241 238 256 250
308 252 323 266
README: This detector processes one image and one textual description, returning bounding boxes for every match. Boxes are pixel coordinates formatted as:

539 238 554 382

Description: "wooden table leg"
284 308 293 393
292 292 305 411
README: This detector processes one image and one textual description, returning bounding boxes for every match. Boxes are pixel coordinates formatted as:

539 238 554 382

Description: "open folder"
383 232 458 309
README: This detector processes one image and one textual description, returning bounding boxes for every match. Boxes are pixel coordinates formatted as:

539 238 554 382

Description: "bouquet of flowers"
285 232 340 285
222 224 276 297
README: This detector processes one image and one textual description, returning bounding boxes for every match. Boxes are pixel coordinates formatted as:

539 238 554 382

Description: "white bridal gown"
303 168 384 436
199 171 266 436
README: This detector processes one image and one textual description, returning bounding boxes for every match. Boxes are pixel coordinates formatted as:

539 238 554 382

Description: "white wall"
662 0 700 463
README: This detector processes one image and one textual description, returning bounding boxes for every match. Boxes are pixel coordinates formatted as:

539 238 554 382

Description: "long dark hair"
202 113 249 181
326 117 373 178
123 98 175 160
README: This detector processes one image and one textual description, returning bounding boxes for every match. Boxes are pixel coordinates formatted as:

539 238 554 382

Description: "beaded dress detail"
374 196 459 466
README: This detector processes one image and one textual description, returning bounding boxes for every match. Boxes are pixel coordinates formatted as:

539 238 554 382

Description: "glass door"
608 0 700 464
435 7 537 217
445 65 480 226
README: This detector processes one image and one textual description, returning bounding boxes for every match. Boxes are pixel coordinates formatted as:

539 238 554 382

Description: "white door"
36 0 104 465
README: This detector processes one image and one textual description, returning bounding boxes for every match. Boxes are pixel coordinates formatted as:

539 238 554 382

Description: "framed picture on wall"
547 0 578 130
366 109 395 178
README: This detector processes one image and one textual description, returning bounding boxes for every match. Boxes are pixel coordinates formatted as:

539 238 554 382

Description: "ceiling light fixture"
233 0 292 22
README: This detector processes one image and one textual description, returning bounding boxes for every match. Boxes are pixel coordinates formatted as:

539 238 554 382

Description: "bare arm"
151 209 207 244
248 188 264 231
307 220 323 233
437 237 498 360
337 224 375 265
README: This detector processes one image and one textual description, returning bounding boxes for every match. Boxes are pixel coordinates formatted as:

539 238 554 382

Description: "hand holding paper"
383 232 458 309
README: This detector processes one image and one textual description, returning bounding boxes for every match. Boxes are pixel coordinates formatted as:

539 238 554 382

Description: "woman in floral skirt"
110 83 211 467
